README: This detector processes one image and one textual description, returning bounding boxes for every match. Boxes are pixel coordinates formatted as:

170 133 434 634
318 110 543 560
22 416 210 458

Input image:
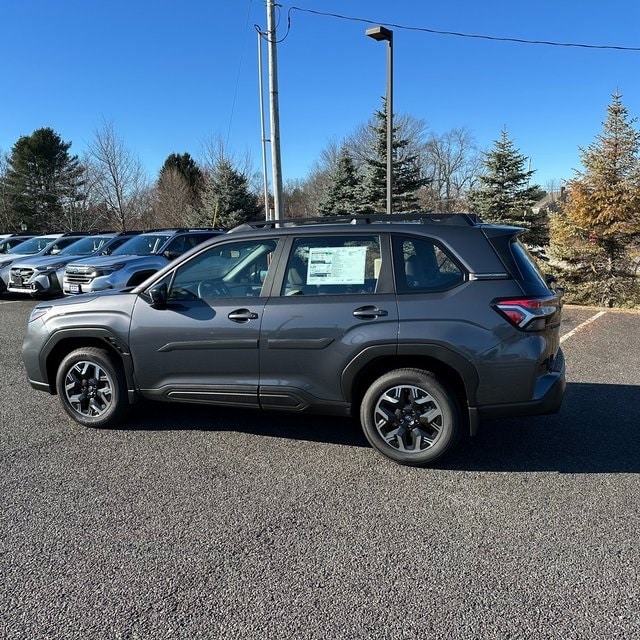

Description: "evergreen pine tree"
318 147 366 216
362 99 425 213
548 91 640 307
469 129 546 244
5 127 85 231
200 158 261 230
159 152 205 201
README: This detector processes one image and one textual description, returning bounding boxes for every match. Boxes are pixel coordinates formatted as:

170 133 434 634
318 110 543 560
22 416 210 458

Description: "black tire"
55 347 129 428
360 368 460 466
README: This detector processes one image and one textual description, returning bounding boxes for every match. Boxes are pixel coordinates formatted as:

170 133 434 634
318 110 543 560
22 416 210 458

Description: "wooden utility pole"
266 0 284 220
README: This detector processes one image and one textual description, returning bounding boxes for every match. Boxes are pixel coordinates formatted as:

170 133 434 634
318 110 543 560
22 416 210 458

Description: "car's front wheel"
55 347 128 428
360 368 460 466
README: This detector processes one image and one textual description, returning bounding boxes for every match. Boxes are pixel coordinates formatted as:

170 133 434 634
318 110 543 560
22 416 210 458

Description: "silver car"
62 230 222 295
0 234 85 294
6 232 138 297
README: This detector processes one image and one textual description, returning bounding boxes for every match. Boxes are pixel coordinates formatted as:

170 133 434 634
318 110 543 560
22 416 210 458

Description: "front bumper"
7 271 63 296
63 274 115 295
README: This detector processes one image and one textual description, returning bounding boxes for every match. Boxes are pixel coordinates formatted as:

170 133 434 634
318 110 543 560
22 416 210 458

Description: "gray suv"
22 214 566 466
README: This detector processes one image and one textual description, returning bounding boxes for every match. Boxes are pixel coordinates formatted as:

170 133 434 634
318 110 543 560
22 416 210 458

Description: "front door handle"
352 306 388 320
228 308 259 323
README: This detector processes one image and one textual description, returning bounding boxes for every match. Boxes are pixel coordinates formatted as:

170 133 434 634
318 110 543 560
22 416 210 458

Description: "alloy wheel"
373 384 444 453
63 360 114 418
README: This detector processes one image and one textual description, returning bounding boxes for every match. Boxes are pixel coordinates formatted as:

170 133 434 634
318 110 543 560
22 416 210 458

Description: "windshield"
58 235 114 256
111 234 171 256
8 236 59 255
0 238 28 253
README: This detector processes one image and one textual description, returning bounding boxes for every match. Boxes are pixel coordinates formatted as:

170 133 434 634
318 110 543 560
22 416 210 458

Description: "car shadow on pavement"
120 381 640 473
124 401 369 449
441 382 640 473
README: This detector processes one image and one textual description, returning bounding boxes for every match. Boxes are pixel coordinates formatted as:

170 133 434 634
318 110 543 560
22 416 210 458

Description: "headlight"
36 262 65 274
28 306 52 323
91 263 125 276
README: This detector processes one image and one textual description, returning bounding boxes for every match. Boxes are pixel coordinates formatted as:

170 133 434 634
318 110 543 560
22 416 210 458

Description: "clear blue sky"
2 0 640 190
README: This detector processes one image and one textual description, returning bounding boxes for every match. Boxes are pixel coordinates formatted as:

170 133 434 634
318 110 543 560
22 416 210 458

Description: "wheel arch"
343 344 480 436
41 329 135 399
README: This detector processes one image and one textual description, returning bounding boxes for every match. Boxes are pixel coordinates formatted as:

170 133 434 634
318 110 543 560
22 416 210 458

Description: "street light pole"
365 25 394 215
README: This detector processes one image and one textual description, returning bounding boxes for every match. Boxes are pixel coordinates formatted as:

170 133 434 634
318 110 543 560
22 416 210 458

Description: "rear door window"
281 236 381 296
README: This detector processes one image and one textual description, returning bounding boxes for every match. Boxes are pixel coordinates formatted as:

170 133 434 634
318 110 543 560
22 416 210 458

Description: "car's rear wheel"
56 347 128 428
360 368 460 466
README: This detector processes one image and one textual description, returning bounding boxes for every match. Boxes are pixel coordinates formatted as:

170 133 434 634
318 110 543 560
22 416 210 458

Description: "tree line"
1 93 639 307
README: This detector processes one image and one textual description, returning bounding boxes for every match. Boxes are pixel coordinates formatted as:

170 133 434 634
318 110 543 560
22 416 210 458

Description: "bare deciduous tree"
283 178 318 217
87 121 150 231
419 128 481 213
154 168 199 227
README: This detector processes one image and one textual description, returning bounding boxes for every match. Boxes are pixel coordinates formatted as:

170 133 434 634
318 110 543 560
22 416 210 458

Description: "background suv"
6 232 139 297
23 214 565 466
0 233 86 295
62 229 223 295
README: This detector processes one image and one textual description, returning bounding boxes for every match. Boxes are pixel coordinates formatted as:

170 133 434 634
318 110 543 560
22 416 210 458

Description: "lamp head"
365 26 393 42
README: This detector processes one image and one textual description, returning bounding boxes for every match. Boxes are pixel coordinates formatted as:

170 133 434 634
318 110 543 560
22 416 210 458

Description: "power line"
227 0 257 147
286 5 640 52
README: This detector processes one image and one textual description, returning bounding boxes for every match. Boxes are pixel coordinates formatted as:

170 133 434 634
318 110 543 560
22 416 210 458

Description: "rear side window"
393 235 464 293
511 239 547 287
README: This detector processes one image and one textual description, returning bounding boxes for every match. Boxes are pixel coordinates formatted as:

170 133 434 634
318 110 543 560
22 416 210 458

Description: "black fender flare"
39 327 136 399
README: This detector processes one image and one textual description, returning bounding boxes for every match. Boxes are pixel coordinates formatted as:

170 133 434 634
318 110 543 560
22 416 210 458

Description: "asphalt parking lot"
1 298 639 639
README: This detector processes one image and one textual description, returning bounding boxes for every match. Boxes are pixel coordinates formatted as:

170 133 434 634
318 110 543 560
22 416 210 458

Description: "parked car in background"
6 231 139 298
23 213 565 467
0 233 87 294
62 229 223 295
0 235 35 254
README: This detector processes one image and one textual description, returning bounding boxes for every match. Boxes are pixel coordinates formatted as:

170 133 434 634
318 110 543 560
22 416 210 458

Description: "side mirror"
163 250 180 261
148 282 168 308
544 273 556 286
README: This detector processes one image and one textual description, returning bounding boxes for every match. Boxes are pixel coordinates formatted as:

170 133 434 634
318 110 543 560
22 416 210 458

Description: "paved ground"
1 299 639 639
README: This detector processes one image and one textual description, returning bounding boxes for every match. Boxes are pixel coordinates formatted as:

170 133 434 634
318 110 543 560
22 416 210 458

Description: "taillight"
492 296 560 331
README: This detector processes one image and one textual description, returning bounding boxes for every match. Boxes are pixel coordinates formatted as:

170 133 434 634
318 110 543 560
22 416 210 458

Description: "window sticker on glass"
307 246 367 285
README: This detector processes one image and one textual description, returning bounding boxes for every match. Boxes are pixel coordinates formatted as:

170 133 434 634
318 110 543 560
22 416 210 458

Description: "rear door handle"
228 308 259 323
352 306 388 320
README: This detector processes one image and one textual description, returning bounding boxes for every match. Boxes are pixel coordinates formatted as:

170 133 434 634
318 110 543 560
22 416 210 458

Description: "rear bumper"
478 348 566 420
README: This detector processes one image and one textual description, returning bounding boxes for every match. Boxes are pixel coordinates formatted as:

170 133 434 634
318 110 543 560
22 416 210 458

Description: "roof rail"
141 227 222 233
230 212 482 232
